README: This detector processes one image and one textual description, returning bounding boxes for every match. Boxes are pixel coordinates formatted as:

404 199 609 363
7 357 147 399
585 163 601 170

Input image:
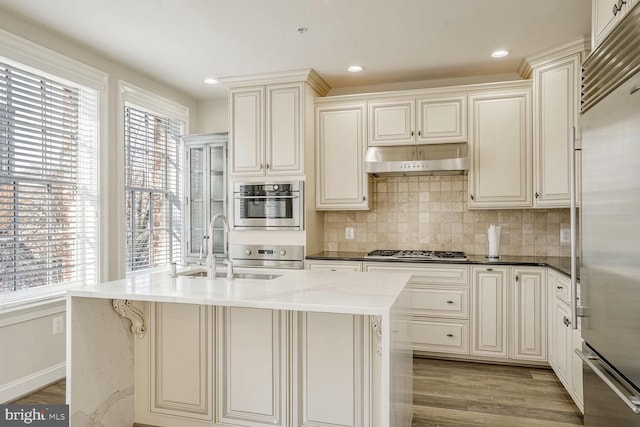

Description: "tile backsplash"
323 176 572 257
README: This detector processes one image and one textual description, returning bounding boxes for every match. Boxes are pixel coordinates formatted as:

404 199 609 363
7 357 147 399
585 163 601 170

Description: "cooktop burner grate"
365 249 468 261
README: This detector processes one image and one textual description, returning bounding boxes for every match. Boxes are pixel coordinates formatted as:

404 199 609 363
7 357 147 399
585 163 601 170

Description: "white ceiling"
0 0 591 100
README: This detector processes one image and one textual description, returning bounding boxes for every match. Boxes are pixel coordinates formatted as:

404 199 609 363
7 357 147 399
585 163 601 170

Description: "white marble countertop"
67 269 412 316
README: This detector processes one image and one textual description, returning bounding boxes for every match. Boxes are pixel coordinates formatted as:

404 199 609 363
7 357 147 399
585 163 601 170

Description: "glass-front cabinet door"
183 133 228 263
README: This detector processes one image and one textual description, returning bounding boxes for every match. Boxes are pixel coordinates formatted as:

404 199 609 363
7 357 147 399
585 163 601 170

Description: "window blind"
0 62 98 293
124 106 182 271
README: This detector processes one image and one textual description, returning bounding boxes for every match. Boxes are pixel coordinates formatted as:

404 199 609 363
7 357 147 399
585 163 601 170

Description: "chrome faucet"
207 214 233 280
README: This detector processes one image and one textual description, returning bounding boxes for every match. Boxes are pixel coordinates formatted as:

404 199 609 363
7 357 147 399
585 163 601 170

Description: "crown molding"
219 68 330 96
518 35 591 79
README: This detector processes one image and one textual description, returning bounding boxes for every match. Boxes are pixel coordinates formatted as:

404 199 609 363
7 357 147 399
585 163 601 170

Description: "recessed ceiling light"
491 50 509 58
204 78 218 85
348 65 363 73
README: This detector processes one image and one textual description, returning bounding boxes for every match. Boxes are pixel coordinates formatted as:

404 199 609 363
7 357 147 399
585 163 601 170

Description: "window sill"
0 282 85 314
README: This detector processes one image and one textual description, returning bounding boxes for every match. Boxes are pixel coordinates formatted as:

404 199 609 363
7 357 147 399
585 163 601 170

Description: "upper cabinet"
368 95 467 145
315 101 370 210
225 70 330 177
468 83 533 209
592 0 636 50
526 38 589 208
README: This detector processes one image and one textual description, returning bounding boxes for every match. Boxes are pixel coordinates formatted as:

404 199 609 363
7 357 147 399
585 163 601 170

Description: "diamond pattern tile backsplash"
323 175 573 257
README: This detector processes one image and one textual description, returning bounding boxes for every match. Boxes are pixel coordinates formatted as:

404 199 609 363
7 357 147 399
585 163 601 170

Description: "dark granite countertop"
306 251 578 279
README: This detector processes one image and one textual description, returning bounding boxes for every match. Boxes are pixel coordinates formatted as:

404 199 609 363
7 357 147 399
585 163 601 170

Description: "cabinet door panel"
266 84 303 175
315 102 369 209
217 307 287 427
230 87 264 175
512 268 547 361
150 303 213 420
471 267 508 358
417 96 467 143
552 300 572 389
295 312 371 427
410 319 469 354
468 88 532 208
368 99 415 145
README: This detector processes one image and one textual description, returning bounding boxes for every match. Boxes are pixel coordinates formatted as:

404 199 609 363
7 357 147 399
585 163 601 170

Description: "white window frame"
117 81 189 277
0 29 107 308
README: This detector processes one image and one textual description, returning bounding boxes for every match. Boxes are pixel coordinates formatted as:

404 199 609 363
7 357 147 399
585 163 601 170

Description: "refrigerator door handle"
569 126 581 329
576 348 640 415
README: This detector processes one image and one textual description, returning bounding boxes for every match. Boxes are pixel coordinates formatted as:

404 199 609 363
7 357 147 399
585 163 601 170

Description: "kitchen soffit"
0 0 590 100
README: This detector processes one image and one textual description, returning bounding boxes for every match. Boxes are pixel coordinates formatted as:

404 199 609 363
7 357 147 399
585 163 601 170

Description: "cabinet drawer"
305 261 362 272
364 263 469 286
411 288 468 318
410 319 469 354
556 274 571 304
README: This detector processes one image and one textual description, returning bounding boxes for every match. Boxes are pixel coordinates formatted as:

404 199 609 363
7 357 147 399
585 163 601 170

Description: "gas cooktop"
365 249 469 262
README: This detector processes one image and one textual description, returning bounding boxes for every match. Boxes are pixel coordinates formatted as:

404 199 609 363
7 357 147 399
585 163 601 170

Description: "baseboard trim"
0 362 66 403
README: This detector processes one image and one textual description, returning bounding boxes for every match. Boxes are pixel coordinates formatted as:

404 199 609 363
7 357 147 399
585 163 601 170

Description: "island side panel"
67 296 135 427
387 287 413 426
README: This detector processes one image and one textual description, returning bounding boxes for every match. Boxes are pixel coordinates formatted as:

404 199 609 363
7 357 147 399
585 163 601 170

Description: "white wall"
197 98 229 133
0 7 199 402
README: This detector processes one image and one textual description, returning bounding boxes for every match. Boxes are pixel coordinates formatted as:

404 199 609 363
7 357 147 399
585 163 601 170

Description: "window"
0 61 98 294
124 105 183 271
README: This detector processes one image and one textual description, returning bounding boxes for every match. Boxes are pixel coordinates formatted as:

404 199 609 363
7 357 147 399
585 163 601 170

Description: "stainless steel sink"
179 270 281 280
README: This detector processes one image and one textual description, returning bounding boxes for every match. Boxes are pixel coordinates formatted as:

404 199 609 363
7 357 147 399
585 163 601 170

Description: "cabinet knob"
470 194 474 201
411 131 414 137
446 333 454 337
557 286 563 290
418 130 422 137
266 163 270 169
515 275 519 282
260 163 264 169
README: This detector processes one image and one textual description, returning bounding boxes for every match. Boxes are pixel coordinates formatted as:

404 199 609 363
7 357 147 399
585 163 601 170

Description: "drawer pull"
486 268 493 272
446 333 454 337
446 300 455 304
557 286 564 289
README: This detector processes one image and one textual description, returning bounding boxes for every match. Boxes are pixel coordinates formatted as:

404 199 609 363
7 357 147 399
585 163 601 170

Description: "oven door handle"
575 348 640 414
233 195 299 200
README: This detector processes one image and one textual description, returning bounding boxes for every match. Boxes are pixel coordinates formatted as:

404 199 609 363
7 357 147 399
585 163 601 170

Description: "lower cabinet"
548 270 584 412
470 266 509 358
216 307 288 427
135 302 379 427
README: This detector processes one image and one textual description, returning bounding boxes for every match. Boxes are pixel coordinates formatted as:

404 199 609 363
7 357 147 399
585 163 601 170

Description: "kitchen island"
66 269 412 427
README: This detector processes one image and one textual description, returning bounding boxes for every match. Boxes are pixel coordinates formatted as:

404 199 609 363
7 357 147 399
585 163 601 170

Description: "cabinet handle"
266 163 270 169
515 275 519 282
557 286 564 289
486 268 493 272
446 300 455 304
446 333 454 337
563 316 571 327
363 196 366 201
411 131 414 136
470 194 474 201
260 163 264 170
535 192 539 199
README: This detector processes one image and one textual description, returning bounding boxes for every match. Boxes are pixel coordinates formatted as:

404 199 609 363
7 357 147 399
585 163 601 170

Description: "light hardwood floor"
12 358 584 426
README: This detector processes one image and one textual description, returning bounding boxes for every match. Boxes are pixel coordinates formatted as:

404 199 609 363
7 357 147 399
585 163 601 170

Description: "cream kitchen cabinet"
227 69 329 178
216 307 289 427
526 39 588 208
368 95 467 145
548 270 584 412
470 266 509 358
230 83 304 176
592 0 636 50
305 259 363 271
315 101 370 210
468 83 533 208
511 267 547 362
364 262 470 355
471 266 546 362
292 311 377 426
135 303 215 427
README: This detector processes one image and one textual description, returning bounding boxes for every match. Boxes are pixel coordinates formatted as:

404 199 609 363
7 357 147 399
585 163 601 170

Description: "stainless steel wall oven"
233 181 303 230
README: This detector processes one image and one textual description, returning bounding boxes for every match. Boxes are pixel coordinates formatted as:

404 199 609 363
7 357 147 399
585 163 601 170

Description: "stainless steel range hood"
364 143 469 176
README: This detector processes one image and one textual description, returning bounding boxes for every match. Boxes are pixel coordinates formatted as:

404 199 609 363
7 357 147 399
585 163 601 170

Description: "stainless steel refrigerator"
577 4 640 425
